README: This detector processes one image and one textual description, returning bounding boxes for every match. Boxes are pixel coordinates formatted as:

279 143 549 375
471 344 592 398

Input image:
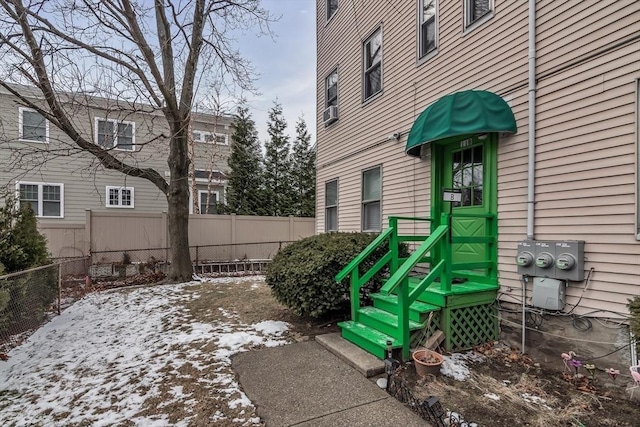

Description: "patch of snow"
522 393 552 410
441 352 485 381
484 393 500 401
253 320 289 336
0 277 290 425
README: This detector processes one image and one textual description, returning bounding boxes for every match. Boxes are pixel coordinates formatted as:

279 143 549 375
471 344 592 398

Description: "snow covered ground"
0 277 290 426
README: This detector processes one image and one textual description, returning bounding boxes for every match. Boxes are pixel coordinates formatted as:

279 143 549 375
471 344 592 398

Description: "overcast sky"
236 0 316 145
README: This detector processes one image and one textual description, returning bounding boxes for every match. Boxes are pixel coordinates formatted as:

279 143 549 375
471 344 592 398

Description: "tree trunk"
166 127 193 283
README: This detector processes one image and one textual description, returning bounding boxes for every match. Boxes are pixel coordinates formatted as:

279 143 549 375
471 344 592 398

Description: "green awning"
406 90 517 156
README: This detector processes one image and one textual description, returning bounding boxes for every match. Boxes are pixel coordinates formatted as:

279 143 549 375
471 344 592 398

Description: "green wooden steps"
338 293 440 359
371 293 439 323
358 306 424 338
403 276 499 308
338 320 399 359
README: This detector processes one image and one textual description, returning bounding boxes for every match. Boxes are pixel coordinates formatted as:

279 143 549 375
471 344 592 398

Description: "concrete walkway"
232 341 428 426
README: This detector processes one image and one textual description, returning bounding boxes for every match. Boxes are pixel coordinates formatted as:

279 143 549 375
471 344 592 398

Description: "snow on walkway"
0 277 289 426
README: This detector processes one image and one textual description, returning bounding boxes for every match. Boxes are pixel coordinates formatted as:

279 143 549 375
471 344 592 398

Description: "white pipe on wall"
523 0 537 354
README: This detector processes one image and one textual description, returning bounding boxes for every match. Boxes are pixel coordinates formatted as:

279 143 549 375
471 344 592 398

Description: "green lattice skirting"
440 302 499 351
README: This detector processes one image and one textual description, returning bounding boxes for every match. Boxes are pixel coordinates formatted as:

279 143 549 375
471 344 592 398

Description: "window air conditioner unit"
323 105 338 125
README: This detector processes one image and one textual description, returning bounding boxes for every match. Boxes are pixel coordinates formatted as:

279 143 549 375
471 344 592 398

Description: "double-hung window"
363 28 382 101
419 0 437 58
96 118 135 151
198 190 218 215
326 69 338 108
362 167 381 232
464 0 493 29
325 179 338 232
327 0 338 21
193 131 228 145
106 186 134 208
19 107 49 143
17 182 63 218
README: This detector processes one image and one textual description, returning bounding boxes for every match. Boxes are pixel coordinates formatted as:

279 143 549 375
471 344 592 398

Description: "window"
419 0 437 58
326 69 338 108
17 182 63 218
198 190 218 215
19 107 48 143
464 0 493 29
192 131 228 145
327 0 338 21
325 179 338 232
363 28 382 101
452 143 483 207
362 167 381 231
95 118 135 151
106 186 134 208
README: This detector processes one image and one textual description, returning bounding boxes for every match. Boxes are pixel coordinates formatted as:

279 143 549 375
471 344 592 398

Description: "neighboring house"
316 0 639 360
0 85 232 254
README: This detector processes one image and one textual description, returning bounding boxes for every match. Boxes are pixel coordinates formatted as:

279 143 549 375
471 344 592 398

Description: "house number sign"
442 188 461 203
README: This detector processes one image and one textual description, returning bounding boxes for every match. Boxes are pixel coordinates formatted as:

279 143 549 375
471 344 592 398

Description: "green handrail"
335 227 394 282
380 222 449 297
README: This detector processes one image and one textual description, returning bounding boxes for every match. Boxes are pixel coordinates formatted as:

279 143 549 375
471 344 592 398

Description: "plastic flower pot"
412 349 444 377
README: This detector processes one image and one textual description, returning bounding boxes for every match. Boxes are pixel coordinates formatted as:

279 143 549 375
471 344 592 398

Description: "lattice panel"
447 303 498 351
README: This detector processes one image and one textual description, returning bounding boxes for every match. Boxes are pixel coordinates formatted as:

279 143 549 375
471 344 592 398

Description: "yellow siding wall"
316 0 640 317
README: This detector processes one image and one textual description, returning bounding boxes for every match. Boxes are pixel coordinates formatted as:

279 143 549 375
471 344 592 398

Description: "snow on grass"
0 278 289 426
484 393 500 401
441 351 485 381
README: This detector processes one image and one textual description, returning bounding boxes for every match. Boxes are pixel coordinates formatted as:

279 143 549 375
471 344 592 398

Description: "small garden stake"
584 363 596 381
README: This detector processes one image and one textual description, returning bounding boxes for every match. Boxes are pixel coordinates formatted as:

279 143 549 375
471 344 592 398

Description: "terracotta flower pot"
412 349 444 377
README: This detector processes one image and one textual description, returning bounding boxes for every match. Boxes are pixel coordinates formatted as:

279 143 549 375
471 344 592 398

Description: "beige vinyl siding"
0 89 231 223
317 0 640 318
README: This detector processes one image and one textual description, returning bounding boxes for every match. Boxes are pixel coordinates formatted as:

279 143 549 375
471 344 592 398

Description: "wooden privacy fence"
38 210 315 261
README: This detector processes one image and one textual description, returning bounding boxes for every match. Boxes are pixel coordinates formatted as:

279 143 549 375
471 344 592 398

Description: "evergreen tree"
291 116 316 217
263 101 292 216
0 201 49 273
226 105 265 215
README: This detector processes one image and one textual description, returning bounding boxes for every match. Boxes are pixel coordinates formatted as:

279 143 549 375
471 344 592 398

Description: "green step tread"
371 293 439 313
405 277 499 296
338 320 400 347
358 306 423 330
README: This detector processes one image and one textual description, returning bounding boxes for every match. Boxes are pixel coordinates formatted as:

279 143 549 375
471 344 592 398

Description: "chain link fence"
0 257 90 353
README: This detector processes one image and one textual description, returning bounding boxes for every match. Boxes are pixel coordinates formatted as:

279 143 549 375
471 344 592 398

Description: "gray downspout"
523 0 537 354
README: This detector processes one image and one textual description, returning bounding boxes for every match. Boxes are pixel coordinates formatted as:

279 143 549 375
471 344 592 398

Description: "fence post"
85 209 92 259
58 263 62 315
195 245 199 269
230 214 236 260
289 215 294 242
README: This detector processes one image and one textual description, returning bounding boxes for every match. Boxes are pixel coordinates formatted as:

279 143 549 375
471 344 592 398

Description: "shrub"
0 202 49 273
266 232 408 318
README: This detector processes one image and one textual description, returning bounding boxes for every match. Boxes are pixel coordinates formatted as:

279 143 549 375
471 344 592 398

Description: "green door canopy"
406 90 517 157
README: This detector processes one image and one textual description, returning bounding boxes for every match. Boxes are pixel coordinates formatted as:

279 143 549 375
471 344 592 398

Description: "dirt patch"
395 342 640 426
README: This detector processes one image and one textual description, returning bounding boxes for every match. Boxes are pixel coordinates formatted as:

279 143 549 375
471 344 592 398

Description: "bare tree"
0 0 272 281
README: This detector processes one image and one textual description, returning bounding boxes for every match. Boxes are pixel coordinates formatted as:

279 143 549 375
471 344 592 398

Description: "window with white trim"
326 69 338 108
95 118 135 151
198 190 219 215
325 179 338 232
19 107 48 143
106 186 134 208
17 182 63 218
419 0 437 58
192 131 228 145
327 0 338 21
464 0 493 29
363 28 382 101
362 166 381 232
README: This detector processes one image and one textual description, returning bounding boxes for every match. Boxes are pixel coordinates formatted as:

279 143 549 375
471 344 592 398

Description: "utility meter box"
532 277 565 310
516 240 536 276
555 240 585 281
534 241 556 277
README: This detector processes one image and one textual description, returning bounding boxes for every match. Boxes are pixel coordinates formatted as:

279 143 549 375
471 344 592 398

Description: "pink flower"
605 368 620 380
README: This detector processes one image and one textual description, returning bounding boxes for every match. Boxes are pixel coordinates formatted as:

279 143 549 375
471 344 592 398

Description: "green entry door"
439 135 497 265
